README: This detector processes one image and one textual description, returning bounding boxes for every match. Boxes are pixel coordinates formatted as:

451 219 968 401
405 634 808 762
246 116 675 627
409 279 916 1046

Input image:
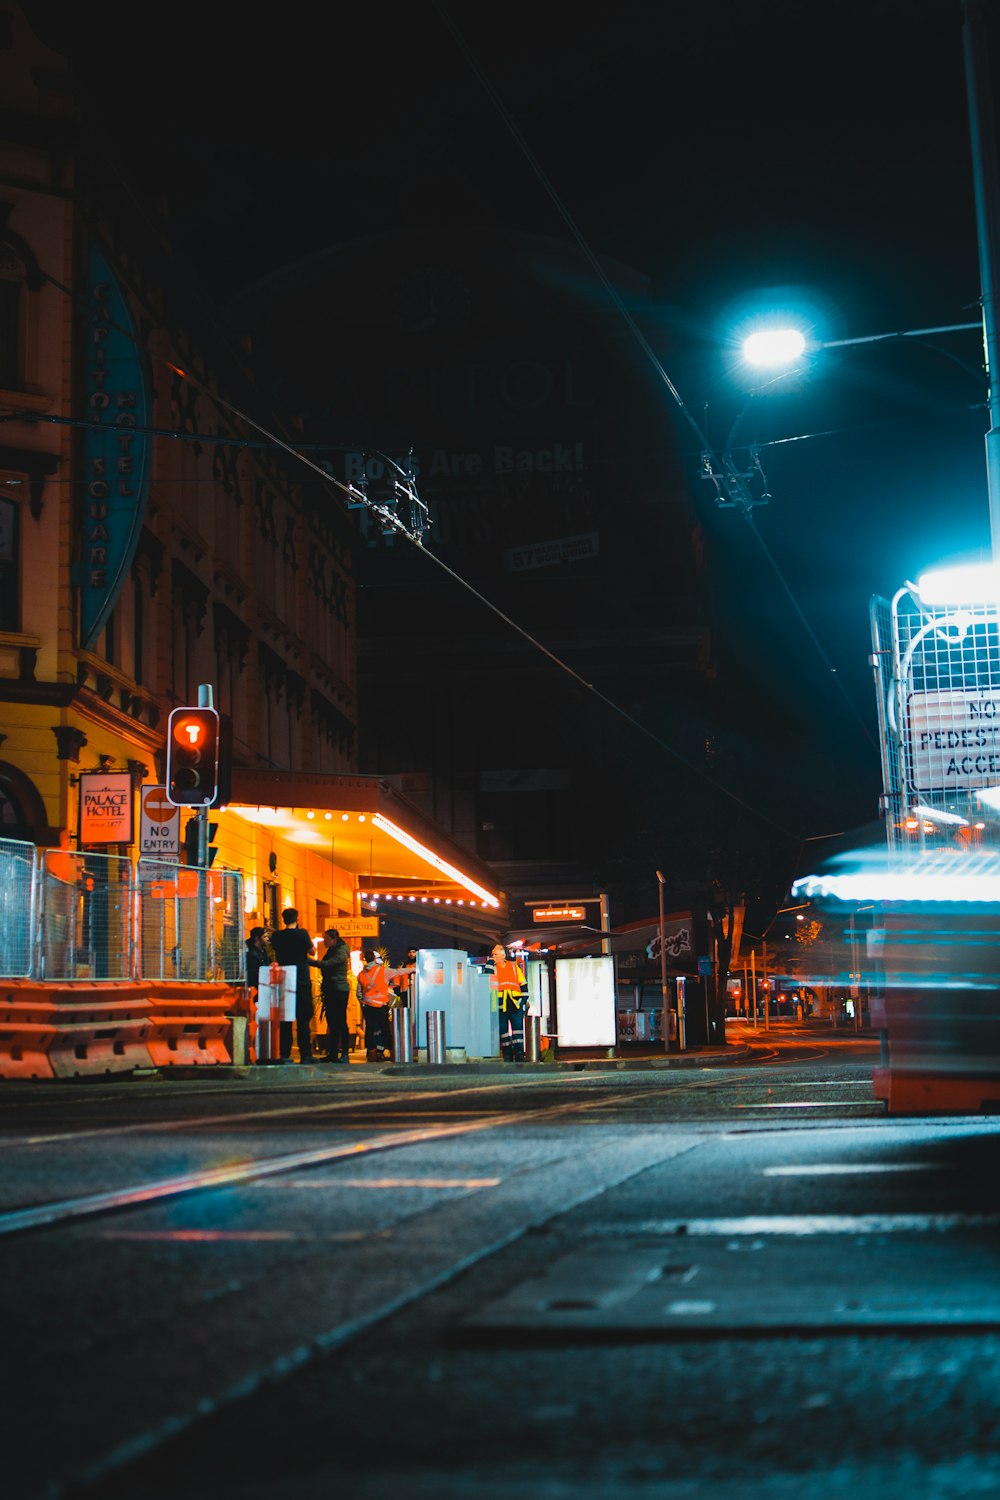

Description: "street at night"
5 6 1000 1499
4 1030 1000 1500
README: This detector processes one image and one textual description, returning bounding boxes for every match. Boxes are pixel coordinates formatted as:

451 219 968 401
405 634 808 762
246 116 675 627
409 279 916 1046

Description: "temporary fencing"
0 842 245 984
136 859 244 982
38 848 134 980
0 838 37 978
0 840 246 1079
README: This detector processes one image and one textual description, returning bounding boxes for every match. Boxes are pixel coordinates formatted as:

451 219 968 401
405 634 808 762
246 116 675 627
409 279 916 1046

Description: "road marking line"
762 1163 933 1175
630 1214 1000 1235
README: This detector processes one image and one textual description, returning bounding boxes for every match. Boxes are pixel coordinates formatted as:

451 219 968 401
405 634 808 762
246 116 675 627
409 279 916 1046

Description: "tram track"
0 1082 676 1241
8 1089 700 1500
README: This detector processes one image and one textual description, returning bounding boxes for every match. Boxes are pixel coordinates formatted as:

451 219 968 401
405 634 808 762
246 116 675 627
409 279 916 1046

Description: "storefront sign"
532 905 586 923
330 916 380 939
79 772 133 844
79 242 151 650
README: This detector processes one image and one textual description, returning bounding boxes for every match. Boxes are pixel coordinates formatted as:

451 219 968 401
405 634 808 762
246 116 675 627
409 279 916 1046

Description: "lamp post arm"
819 322 981 350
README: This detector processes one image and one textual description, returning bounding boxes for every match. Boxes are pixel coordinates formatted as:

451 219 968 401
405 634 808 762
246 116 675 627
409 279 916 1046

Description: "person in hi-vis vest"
356 949 408 1061
488 943 527 1062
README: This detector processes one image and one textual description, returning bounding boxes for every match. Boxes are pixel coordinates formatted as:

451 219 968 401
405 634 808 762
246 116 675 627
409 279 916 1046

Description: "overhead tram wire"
431 0 879 747
159 362 793 839
36 223 793 837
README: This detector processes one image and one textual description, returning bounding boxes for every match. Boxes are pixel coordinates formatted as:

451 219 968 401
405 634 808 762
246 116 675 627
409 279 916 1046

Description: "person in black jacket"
268 908 317 1062
317 928 353 1062
245 927 271 991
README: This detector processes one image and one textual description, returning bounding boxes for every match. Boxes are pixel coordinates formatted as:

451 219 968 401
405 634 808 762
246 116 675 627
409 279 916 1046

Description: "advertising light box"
555 956 616 1047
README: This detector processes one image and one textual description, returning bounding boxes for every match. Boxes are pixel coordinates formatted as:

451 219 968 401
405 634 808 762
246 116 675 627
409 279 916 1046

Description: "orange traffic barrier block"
46 984 154 1078
144 981 238 1067
0 983 57 1079
883 1068 1000 1116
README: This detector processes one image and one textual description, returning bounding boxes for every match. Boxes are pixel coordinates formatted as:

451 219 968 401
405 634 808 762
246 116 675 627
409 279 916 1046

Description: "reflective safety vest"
357 963 391 1006
490 958 525 1010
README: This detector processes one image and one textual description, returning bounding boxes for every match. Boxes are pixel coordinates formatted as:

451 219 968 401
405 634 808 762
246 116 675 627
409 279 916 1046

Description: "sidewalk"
216 1040 751 1080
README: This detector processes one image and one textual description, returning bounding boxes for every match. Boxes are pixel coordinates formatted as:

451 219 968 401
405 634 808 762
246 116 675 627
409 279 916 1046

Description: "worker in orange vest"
488 942 528 1062
356 949 407 1061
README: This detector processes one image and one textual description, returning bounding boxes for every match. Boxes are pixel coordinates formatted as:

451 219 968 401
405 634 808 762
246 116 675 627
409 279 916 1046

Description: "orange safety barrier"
875 1065 1000 1115
0 983 57 1079
144 981 238 1067
47 983 155 1078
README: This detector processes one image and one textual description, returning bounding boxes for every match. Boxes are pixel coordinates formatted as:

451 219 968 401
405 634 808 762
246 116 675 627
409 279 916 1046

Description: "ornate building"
0 5 504 952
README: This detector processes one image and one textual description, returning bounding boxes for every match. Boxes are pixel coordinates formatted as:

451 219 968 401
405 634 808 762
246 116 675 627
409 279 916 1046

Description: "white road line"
762 1163 933 1176
633 1214 1000 1235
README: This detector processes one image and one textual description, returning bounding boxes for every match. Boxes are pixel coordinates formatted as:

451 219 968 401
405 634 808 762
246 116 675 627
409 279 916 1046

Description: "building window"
0 492 18 630
0 266 20 390
132 575 144 685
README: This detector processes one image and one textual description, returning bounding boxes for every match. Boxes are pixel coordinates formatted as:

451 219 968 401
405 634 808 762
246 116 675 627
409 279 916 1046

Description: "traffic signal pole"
195 685 213 976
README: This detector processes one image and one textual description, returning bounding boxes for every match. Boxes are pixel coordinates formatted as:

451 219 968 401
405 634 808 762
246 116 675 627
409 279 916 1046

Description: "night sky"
25 0 1000 887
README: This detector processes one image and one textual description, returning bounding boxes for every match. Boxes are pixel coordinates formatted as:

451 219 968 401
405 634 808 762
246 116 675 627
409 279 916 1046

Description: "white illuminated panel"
554 956 616 1047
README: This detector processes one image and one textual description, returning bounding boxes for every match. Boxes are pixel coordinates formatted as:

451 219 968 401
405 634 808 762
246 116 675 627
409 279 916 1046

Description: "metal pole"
194 684 213 978
656 870 669 1051
599 891 611 955
962 0 1000 551
762 940 769 1031
750 948 757 1028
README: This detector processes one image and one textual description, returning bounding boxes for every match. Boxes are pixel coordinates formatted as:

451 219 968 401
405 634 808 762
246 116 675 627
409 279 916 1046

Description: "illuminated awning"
227 770 505 929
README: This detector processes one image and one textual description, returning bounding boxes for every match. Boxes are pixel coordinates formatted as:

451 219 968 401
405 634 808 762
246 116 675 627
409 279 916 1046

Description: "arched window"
0 774 30 840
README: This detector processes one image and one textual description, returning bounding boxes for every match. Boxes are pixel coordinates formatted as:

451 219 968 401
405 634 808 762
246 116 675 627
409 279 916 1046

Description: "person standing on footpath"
243 927 272 1065
244 927 271 990
268 908 317 1063
317 928 353 1063
488 942 528 1062
357 949 407 1061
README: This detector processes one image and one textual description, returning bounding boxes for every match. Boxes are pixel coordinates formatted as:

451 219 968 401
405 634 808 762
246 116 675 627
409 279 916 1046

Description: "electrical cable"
431 0 886 753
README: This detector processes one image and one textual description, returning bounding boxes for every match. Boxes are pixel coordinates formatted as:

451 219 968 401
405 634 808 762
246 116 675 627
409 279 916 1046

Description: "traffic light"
183 816 219 866
166 706 219 807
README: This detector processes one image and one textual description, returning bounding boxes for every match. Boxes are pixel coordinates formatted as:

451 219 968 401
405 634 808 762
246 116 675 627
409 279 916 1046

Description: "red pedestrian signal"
166 706 219 807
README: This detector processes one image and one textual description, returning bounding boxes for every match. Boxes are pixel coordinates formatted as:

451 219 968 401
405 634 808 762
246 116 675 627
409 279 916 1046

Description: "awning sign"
79 772 133 844
330 916 380 940
139 785 180 857
908 690 1000 793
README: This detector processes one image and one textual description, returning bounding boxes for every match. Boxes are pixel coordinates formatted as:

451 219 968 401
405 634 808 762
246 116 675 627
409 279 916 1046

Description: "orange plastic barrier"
144 981 238 1067
875 1065 1000 1115
47 984 154 1078
0 983 57 1079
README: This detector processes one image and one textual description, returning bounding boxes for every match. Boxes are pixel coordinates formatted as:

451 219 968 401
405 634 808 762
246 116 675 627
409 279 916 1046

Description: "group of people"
244 912 416 1064
245 917 530 1064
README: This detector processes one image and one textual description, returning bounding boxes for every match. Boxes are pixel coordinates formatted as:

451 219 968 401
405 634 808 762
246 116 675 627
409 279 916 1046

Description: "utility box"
414 949 498 1060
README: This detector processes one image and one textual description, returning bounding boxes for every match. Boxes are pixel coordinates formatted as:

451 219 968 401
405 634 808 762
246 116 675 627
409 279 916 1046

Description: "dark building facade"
229 226 718 933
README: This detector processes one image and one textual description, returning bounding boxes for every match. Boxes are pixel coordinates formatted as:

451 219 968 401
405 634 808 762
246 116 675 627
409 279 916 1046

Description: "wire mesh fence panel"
136 860 244 981
211 867 245 983
38 848 134 980
135 858 185 979
0 838 37 977
870 586 1000 856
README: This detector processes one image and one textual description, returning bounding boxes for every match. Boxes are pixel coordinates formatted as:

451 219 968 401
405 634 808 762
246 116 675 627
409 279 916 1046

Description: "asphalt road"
4 1029 1000 1500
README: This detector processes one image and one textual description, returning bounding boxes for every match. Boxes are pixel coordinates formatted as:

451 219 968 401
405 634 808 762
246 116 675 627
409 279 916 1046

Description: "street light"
742 321 981 368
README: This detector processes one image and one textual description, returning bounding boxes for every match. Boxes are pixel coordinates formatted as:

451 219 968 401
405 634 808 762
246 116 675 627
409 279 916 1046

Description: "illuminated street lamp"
742 320 981 368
